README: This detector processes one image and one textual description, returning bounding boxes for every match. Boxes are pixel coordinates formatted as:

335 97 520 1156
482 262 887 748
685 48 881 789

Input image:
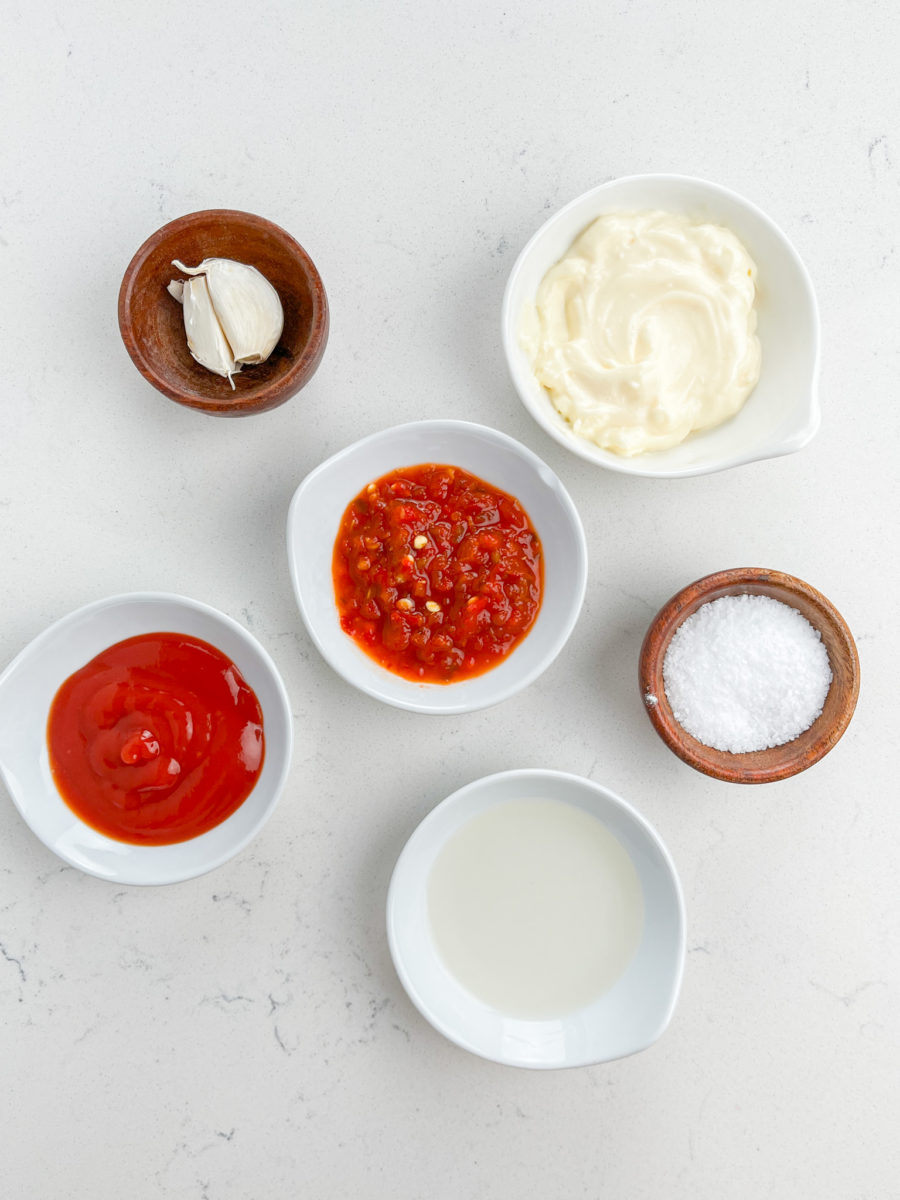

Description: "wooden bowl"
118 210 329 416
638 568 860 784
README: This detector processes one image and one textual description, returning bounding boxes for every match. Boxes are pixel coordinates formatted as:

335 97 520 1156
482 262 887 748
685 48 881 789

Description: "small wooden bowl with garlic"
118 210 328 416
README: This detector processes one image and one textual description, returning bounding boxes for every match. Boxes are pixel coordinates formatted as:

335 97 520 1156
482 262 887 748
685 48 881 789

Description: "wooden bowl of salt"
639 568 860 784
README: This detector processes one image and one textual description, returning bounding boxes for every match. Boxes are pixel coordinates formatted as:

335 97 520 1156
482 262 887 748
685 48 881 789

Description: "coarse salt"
662 593 832 754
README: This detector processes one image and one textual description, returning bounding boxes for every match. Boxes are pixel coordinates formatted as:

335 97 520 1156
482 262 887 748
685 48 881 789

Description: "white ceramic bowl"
0 593 293 885
387 769 685 1068
502 174 820 478
286 420 587 714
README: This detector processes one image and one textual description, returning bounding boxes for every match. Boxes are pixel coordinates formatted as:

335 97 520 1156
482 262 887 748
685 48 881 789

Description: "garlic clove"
171 257 284 364
178 274 239 389
166 278 185 303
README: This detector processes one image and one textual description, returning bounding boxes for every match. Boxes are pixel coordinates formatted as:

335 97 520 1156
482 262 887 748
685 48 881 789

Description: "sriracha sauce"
46 633 265 846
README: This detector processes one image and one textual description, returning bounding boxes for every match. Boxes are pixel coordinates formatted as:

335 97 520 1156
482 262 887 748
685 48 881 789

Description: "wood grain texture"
638 568 860 784
118 209 329 416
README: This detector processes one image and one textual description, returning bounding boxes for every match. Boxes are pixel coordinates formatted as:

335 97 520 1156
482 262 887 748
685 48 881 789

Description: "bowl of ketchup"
0 593 293 884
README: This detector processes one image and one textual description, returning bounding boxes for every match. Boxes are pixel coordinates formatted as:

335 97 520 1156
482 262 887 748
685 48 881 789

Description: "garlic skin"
173 272 240 388
171 257 284 365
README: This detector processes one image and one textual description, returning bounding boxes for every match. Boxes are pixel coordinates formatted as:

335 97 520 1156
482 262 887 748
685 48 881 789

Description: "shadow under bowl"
638 568 860 783
118 209 329 416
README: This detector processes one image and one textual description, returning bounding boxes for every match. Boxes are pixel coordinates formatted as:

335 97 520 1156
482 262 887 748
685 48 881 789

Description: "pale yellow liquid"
427 798 645 1019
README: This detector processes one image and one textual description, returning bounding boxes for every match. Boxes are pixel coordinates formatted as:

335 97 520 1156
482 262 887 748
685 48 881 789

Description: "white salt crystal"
662 593 833 754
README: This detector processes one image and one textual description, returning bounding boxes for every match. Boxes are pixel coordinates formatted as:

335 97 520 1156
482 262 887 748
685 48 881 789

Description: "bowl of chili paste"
288 421 587 713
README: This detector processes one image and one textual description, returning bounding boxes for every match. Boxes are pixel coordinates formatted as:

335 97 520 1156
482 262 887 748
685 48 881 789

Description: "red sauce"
333 463 543 682
46 633 265 846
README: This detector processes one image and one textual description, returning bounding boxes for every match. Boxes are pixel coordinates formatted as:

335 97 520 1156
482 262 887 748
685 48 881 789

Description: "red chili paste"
333 463 543 682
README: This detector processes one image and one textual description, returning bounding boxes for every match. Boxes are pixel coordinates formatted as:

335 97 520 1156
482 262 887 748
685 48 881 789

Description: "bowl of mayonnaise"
502 175 820 478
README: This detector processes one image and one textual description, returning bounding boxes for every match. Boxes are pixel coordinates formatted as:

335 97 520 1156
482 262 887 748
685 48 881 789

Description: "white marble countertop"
1 2 898 1196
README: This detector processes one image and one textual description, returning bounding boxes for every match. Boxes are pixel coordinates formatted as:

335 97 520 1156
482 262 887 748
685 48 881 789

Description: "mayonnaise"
519 210 761 456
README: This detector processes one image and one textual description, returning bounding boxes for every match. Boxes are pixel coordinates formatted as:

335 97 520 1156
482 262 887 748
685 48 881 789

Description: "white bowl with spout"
387 768 686 1068
287 420 588 714
502 174 820 478
0 592 293 885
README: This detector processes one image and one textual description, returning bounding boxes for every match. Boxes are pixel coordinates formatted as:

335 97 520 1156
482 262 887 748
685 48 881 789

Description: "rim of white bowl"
286 419 588 715
0 591 294 885
501 173 822 479
386 767 687 1068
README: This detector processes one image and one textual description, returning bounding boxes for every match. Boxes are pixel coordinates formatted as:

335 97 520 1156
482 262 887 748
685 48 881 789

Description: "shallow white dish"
286 420 588 714
387 769 685 1068
502 174 820 478
0 593 293 885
